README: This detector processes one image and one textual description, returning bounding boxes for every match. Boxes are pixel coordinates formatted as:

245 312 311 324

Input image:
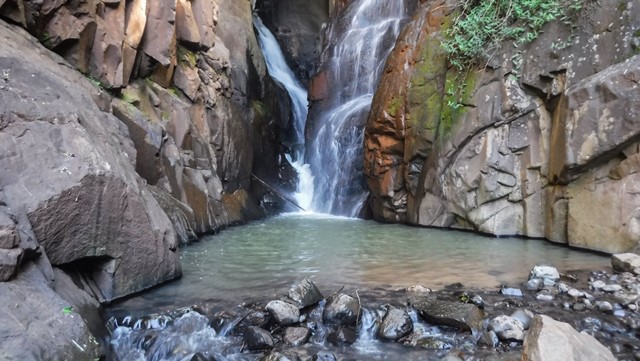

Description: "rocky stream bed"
105 253 640 361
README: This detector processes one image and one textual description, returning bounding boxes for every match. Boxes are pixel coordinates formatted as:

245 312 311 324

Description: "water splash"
307 0 411 216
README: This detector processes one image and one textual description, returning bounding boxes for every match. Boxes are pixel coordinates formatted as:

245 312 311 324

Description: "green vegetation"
62 306 73 315
177 46 198 68
442 0 584 70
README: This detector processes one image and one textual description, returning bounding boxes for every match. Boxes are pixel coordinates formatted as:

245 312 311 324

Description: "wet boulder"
409 296 484 332
611 253 640 275
265 300 300 326
326 326 357 346
489 315 525 341
244 326 274 351
283 326 311 346
377 307 413 341
523 315 616 361
288 278 323 308
322 293 360 326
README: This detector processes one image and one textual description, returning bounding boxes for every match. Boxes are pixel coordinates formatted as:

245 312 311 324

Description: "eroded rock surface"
364 0 640 253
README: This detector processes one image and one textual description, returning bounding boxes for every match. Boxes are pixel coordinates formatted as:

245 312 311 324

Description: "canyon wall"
0 0 289 359
365 0 640 254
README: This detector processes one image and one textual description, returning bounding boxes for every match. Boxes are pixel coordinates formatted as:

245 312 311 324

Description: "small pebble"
573 303 586 311
501 288 523 297
582 299 593 308
629 304 638 311
603 284 623 293
596 301 613 312
536 294 554 302
591 280 606 290
568 288 584 298
557 283 570 293
614 309 626 318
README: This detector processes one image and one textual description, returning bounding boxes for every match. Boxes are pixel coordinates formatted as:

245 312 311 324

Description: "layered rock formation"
0 0 291 358
364 0 640 253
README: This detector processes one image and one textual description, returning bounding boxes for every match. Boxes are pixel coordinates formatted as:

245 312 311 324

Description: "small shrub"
442 0 584 70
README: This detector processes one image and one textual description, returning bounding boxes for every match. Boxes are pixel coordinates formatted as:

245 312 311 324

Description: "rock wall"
0 0 289 358
365 0 640 253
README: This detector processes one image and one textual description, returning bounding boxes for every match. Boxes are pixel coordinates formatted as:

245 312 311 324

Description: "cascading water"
254 15 315 211
307 0 411 216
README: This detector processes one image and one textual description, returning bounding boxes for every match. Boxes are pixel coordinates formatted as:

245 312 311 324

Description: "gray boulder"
288 278 323 308
265 300 300 326
409 296 484 332
377 307 413 341
0 21 181 301
489 315 525 341
529 265 560 287
0 262 101 361
244 326 274 351
612 253 640 274
323 293 360 326
0 248 23 281
523 315 616 361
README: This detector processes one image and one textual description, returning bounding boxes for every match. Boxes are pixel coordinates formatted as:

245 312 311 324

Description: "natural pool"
111 213 608 314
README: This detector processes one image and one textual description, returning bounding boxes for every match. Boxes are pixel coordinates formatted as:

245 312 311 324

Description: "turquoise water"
111 213 608 314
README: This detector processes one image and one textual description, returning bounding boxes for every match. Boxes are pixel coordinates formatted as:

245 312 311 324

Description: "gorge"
1 0 640 360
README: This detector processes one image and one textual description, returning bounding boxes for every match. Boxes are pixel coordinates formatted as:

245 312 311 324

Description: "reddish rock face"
365 0 640 253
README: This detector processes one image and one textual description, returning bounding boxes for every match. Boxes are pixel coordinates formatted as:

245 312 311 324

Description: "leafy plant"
442 0 584 70
62 306 73 315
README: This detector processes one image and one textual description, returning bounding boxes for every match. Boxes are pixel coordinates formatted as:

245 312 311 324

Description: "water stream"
306 0 411 216
254 15 315 210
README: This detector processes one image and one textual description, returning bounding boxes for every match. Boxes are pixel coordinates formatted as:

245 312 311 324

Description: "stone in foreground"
612 253 640 274
489 315 525 341
409 296 484 332
522 315 616 361
244 326 274 351
265 300 300 326
323 293 360 326
283 327 311 346
377 307 413 340
288 278 324 308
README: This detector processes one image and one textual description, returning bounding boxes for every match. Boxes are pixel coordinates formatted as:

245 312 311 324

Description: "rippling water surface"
111 213 608 315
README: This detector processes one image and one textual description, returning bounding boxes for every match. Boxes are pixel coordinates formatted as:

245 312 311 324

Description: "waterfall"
307 1 410 216
254 15 315 211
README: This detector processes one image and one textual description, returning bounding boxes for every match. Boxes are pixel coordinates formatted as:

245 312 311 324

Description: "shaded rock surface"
522 315 616 361
364 0 640 253
409 296 484 332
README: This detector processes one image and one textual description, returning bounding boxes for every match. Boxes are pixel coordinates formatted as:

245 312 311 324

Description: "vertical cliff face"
0 0 289 358
365 0 640 253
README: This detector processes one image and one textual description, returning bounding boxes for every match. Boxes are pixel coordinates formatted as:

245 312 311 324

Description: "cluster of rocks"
109 255 640 361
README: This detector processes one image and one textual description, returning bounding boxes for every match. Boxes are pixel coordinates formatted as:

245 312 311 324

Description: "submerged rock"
261 351 301 361
266 300 300 326
323 293 360 326
377 307 413 341
326 326 357 345
523 315 616 361
409 296 484 332
288 278 323 308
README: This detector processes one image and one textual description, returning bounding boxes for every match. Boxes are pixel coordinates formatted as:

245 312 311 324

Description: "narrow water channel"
109 213 608 316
